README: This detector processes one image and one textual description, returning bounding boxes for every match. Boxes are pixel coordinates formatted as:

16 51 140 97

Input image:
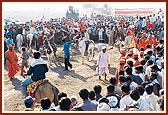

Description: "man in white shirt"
145 84 160 111
119 84 133 110
97 46 110 80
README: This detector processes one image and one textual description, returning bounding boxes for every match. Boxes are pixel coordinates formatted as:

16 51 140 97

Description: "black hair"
33 51 41 59
125 67 132 75
119 71 124 76
140 59 146 65
146 44 151 49
24 102 32 108
130 90 140 101
119 76 126 82
60 97 71 111
145 84 153 95
21 47 26 52
136 85 145 96
79 89 89 100
58 92 67 101
89 90 96 100
127 60 133 67
121 84 130 93
107 85 115 93
147 60 153 65
93 85 102 94
109 77 117 85
126 76 132 82
41 98 51 110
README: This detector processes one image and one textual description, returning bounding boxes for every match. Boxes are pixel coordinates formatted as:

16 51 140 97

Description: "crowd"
4 9 165 111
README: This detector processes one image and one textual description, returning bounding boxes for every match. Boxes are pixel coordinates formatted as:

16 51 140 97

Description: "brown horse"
28 81 59 106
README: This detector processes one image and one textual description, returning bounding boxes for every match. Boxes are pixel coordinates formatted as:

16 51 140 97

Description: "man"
124 30 135 49
23 96 36 111
97 46 110 80
5 44 20 80
47 29 57 57
63 37 73 71
76 89 98 111
21 51 49 97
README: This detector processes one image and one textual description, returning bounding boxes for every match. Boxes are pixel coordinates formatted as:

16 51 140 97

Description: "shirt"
63 41 72 56
146 93 159 111
97 52 110 68
77 101 98 111
27 58 48 81
120 95 133 109
136 96 153 111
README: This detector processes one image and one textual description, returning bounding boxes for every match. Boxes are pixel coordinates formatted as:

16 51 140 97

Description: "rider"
124 29 136 49
82 29 90 54
21 51 49 97
30 23 38 39
47 29 57 56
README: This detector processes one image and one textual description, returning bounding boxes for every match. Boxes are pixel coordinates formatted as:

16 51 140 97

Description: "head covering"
120 59 126 64
102 46 107 50
121 49 126 55
126 30 132 35
133 54 138 58
140 51 144 56
97 102 110 111
31 23 35 27
107 96 118 107
24 96 35 104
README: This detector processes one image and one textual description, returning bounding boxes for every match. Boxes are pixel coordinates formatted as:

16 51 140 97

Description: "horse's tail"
49 82 59 106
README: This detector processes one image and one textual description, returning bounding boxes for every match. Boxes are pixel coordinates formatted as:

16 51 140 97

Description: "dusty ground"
3 44 120 111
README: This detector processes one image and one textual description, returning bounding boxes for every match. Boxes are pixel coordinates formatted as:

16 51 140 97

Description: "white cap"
107 96 118 107
102 46 106 50
97 102 110 111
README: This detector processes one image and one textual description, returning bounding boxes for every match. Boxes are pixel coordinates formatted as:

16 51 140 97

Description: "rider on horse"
47 29 57 57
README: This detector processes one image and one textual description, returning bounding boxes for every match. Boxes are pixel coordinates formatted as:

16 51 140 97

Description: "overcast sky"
3 2 165 11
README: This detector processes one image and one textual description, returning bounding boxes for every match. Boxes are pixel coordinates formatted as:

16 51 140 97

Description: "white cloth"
30 27 37 34
136 96 153 111
145 65 153 77
129 81 138 91
124 35 135 48
146 93 159 111
120 95 134 109
97 52 110 76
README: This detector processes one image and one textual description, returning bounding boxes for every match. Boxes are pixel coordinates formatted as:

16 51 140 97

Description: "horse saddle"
26 79 48 97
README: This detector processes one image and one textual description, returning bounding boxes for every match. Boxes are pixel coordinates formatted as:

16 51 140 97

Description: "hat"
133 54 138 58
24 96 35 104
140 51 144 55
49 29 53 33
120 59 125 64
97 102 110 111
102 46 107 50
121 49 126 55
126 30 132 35
107 96 118 107
151 65 160 70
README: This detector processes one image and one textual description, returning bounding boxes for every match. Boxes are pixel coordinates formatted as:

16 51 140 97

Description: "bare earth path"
3 44 120 111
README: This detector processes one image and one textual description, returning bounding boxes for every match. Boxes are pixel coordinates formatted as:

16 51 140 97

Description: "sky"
2 2 165 21
3 2 165 11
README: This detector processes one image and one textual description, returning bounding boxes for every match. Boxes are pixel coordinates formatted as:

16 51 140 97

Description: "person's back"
27 52 48 81
78 89 97 111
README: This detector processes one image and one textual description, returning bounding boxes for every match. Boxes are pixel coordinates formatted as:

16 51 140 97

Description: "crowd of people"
4 9 165 111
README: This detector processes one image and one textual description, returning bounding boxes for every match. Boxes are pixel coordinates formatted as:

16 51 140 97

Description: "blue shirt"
6 38 14 45
63 41 72 56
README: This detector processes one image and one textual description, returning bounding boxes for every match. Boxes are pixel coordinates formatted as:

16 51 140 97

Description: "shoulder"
30 58 47 67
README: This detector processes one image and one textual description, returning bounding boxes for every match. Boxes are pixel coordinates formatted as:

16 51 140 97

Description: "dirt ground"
3 44 120 111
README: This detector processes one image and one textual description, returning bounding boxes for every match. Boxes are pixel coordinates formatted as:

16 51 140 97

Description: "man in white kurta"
97 46 110 80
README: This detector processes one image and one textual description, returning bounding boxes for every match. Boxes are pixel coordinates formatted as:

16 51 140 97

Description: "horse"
27 80 59 106
114 38 125 52
16 34 23 53
43 38 57 65
78 38 95 64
